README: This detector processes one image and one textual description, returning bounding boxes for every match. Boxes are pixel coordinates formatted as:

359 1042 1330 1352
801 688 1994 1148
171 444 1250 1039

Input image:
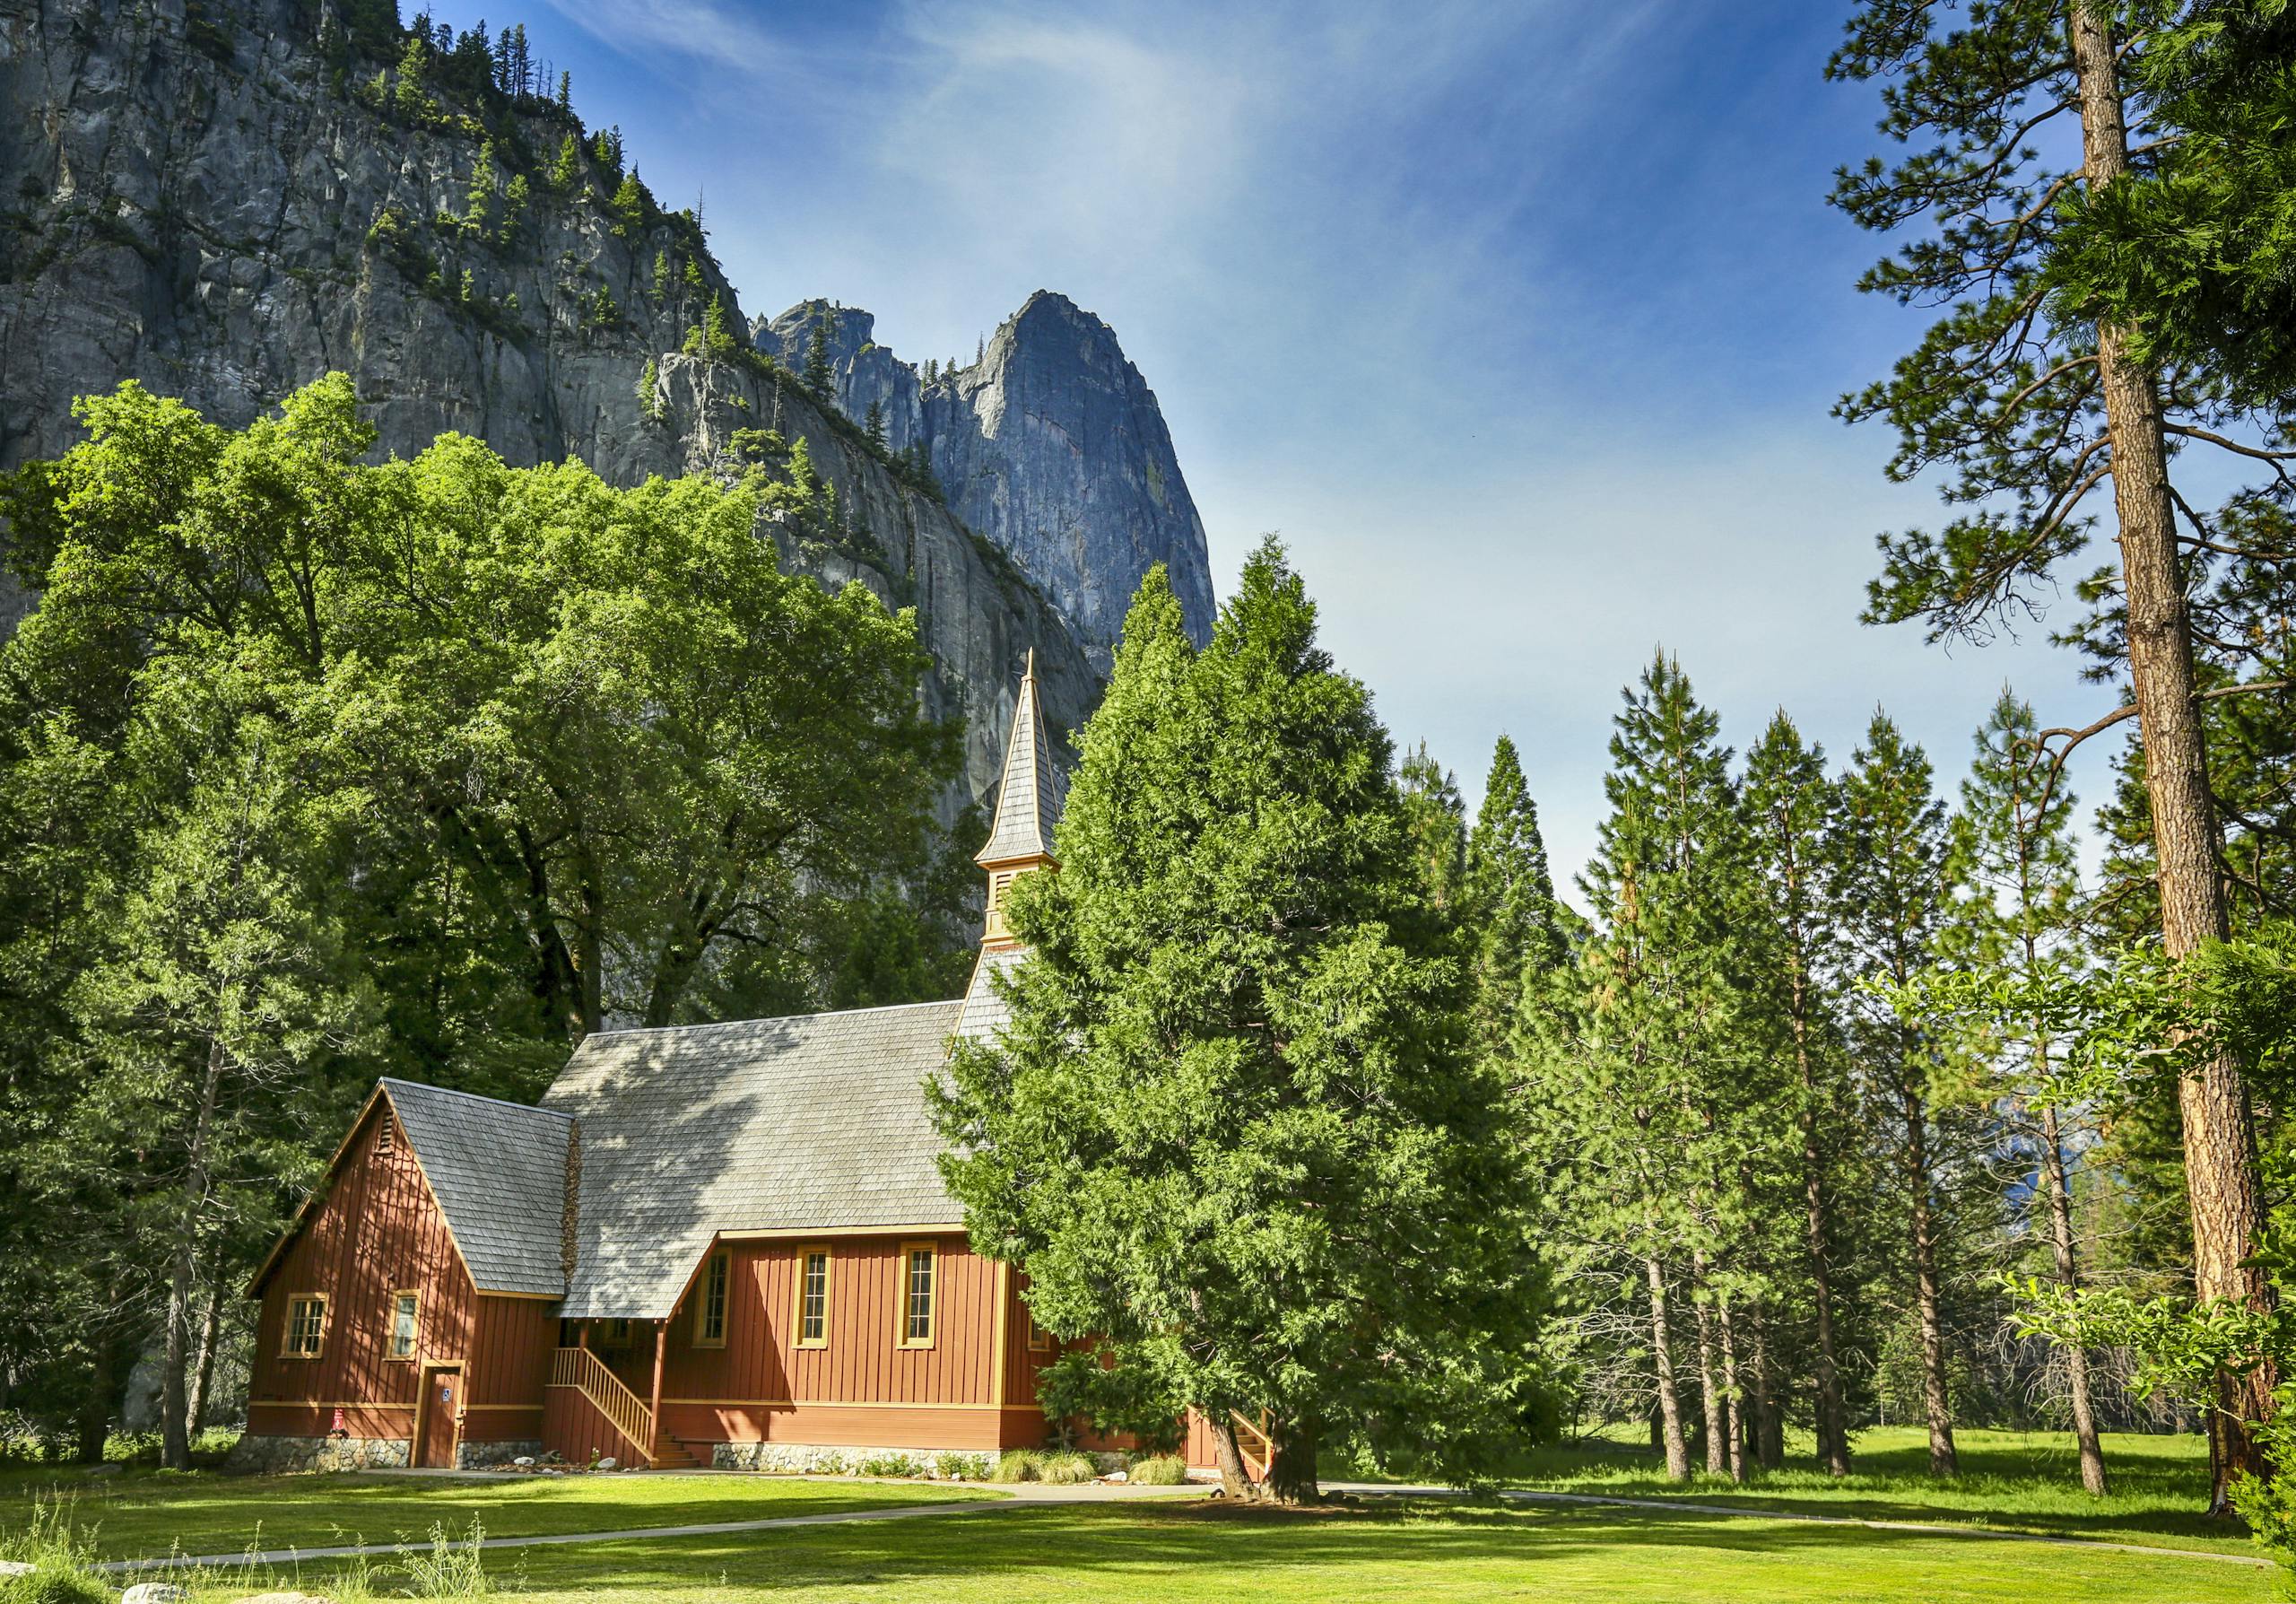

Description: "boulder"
595 1456 618 1471
120 1585 194 1604
512 1456 536 1468
235 1593 336 1603
0 1560 34 1577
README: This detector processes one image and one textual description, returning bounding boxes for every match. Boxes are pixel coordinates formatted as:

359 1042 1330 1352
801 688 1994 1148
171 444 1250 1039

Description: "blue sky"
425 0 2129 894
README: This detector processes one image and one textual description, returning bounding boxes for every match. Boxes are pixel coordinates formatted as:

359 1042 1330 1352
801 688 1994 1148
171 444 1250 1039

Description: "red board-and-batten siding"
599 1233 1065 1451
247 1098 553 1446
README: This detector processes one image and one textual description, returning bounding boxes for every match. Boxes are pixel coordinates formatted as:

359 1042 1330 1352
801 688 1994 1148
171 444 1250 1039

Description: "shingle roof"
977 652 1065 866
542 1000 969 1319
952 945 1027 1048
381 1078 573 1297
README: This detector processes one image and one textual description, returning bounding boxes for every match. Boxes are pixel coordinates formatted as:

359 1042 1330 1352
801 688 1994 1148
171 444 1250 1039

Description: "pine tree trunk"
162 1035 227 1473
188 1272 225 1436
2066 0 2274 1516
1692 1275 1726 1477
75 1338 114 1465
1645 1253 1690 1481
1900 1075 1958 1478
1790 981 1851 1476
1717 1295 1747 1483
2040 1102 2109 1496
1749 1309 1783 1471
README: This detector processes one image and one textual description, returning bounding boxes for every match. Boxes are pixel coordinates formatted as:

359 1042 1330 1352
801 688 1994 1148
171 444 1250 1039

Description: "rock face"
756 291 1217 667
0 0 1094 806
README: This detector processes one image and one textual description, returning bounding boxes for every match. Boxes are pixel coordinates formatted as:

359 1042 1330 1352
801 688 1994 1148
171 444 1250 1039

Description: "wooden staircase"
549 1347 657 1467
653 1434 709 1470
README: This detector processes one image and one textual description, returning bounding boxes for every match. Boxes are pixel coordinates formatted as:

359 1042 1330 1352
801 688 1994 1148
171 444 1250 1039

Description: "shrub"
1126 1453 1187 1486
1036 1451 1098 1486
857 1451 924 1478
988 1449 1040 1483
933 1452 979 1480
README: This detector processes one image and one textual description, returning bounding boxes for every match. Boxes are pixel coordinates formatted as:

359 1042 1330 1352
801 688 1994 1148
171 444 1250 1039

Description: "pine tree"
1397 740 1466 911
1462 734 1566 1051
555 69 571 114
936 548 1549 1502
1944 688 2108 1495
864 398 886 449
500 174 529 247
464 140 495 232
1835 711 1959 1477
651 249 670 307
804 307 838 403
1831 4 2282 1504
1741 710 1856 1476
392 32 434 123
549 135 579 193
1527 653 1747 1482
611 170 647 237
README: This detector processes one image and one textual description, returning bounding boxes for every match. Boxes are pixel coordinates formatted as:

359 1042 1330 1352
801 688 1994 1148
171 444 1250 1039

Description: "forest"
1 0 2294 1565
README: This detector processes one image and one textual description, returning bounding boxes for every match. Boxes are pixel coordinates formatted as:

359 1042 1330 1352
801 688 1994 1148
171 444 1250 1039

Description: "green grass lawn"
165 1500 2274 1604
0 1464 990 1563
1491 1424 2250 1557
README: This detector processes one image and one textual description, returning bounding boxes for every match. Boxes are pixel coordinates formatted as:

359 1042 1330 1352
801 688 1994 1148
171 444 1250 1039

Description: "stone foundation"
709 1443 999 1478
456 1438 542 1469
708 1443 1128 1478
225 1434 411 1474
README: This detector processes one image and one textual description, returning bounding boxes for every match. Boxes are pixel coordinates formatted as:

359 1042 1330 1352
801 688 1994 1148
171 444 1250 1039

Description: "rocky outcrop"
0 0 1093 806
757 291 1216 666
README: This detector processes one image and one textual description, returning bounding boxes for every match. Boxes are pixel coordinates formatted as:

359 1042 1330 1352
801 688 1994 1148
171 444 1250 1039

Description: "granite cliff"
755 292 1217 667
0 0 1216 806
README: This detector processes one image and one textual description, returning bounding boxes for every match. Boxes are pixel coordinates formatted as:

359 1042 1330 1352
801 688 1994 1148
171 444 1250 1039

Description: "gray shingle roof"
952 945 1026 1048
542 1000 969 1320
977 654 1065 866
381 1078 572 1297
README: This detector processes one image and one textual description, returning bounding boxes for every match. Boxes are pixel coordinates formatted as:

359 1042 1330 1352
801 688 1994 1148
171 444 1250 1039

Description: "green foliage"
0 377 961 1436
636 357 663 424
855 1452 924 1478
683 293 736 362
936 545 1551 1495
1462 732 1568 1050
549 135 581 193
464 140 496 231
392 34 439 124
651 248 670 306
804 307 837 402
1397 739 1466 911
1036 1341 1186 1454
611 170 649 237
500 174 529 247
0 1498 108 1604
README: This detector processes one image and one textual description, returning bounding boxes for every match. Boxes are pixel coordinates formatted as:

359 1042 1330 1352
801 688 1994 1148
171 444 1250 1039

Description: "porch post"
647 1319 667 1466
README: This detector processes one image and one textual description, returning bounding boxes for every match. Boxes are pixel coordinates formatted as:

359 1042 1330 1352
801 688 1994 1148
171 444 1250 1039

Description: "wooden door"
417 1364 462 1469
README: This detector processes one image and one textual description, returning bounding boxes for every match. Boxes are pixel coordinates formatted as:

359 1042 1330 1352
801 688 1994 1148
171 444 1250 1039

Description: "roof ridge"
380 1077 572 1121
584 997 965 1040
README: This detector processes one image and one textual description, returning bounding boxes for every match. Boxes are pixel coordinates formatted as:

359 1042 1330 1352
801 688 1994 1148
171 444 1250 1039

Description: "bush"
1036 1451 1098 1486
988 1449 1040 1483
856 1452 922 1478
933 1452 980 1480
1126 1453 1187 1486
0 1565 109 1604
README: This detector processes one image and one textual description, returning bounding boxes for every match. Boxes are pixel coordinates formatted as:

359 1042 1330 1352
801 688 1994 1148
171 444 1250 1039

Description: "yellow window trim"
693 1252 729 1348
792 1245 831 1349
1025 1308 1052 1353
897 1241 937 1350
386 1288 420 1362
283 1292 329 1361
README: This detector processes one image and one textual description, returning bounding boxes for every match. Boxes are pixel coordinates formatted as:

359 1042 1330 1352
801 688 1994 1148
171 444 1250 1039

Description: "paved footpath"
107 1475 2266 1573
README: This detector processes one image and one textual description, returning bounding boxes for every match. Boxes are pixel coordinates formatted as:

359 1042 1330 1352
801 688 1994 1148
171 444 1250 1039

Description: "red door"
418 1365 463 1469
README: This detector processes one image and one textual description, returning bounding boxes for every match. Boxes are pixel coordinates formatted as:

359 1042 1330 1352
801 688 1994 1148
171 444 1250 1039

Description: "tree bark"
1787 915 1852 1476
188 1271 225 1435
1900 1072 1958 1477
1692 1278 1726 1476
75 1338 115 1466
1264 1416 1322 1505
2040 1102 2108 1496
1646 1253 1690 1481
2067 0 2274 1514
1717 1295 1747 1484
1208 1416 1256 1502
162 1034 227 1472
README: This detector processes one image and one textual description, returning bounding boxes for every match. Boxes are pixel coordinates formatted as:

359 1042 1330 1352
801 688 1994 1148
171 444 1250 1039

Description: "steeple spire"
976 649 1064 947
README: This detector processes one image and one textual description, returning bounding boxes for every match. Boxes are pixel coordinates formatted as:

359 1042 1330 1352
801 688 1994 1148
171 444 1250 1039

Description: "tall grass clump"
1126 1453 1187 1486
0 1498 109 1604
988 1450 1041 1483
1036 1451 1098 1486
393 1519 493 1597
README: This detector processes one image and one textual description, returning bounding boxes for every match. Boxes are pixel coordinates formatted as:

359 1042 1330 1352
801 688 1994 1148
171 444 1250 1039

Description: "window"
285 1295 328 1359
900 1243 936 1347
794 1248 831 1347
605 1317 632 1347
694 1253 728 1347
377 1118 395 1157
387 1291 419 1360
1025 1308 1052 1353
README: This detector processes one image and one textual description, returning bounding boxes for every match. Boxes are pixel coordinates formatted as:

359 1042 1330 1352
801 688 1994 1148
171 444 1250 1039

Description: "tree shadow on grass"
442 1498 2257 1601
